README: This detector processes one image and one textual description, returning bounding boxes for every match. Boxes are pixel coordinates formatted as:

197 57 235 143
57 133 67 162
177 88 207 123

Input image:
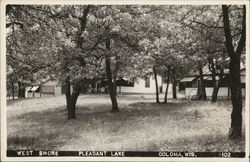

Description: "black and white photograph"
0 0 249 161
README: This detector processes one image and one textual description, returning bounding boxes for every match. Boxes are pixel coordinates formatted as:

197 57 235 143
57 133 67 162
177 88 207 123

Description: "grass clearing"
7 95 245 151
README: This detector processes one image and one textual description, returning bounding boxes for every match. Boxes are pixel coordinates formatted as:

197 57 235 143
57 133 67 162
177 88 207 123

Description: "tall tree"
85 5 143 111
153 66 160 103
105 37 119 112
6 5 54 99
164 66 171 103
171 68 177 99
6 5 102 119
222 5 245 139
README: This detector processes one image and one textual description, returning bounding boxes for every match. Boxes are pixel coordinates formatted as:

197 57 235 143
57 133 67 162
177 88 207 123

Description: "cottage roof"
180 76 196 82
184 66 245 79
30 86 39 92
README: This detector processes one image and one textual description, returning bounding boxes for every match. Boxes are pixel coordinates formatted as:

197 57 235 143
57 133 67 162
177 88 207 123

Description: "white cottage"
26 75 174 98
117 76 164 94
26 80 69 97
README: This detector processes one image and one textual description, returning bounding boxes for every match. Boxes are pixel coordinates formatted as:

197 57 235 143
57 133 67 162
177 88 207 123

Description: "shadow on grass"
8 136 36 147
146 133 245 152
8 101 187 149
7 98 39 106
11 101 188 123
8 133 66 150
8 100 242 151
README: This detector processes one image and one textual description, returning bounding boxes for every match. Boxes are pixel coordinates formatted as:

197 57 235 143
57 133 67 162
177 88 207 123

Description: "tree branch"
6 21 24 30
222 5 235 58
236 5 246 55
192 20 224 29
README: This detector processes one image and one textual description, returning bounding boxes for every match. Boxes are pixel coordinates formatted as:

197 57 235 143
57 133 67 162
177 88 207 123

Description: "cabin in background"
26 80 73 98
25 75 176 98
24 66 246 100
97 76 175 94
179 68 246 99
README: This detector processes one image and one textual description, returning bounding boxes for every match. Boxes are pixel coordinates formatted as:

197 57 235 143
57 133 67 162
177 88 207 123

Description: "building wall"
205 87 229 97
185 87 245 98
27 92 41 98
41 93 55 97
42 80 63 96
25 80 72 98
119 76 163 94
162 83 173 94
54 85 62 96
185 88 197 98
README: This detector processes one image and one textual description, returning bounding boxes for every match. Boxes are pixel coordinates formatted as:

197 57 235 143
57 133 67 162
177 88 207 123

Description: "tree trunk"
211 81 219 102
65 77 80 119
12 80 15 100
113 57 120 96
172 68 177 99
65 77 75 119
105 38 119 112
153 67 160 103
17 81 25 98
209 58 218 102
18 81 21 98
113 73 117 96
114 80 117 96
164 68 171 103
198 66 207 100
211 67 224 102
39 84 42 97
229 57 242 139
63 5 90 119
222 5 245 139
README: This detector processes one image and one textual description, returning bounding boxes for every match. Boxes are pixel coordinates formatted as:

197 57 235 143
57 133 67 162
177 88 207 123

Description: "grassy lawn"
7 94 245 152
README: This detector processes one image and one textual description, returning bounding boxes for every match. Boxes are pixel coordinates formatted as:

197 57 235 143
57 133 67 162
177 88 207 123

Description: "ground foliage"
7 95 245 151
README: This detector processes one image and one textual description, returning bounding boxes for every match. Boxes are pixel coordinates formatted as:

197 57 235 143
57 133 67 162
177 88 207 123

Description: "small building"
100 76 174 95
117 76 164 94
179 68 246 99
26 75 176 98
26 80 71 98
